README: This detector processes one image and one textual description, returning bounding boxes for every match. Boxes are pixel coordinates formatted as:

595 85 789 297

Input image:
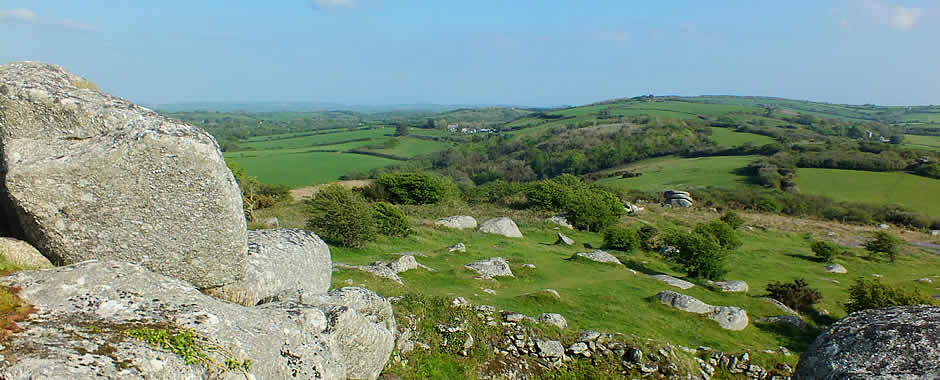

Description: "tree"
305 185 377 247
395 124 410 137
371 172 456 205
603 225 639 251
845 278 935 313
810 240 841 263
719 212 745 230
662 230 727 280
864 231 900 262
694 220 742 250
766 279 822 312
372 202 412 237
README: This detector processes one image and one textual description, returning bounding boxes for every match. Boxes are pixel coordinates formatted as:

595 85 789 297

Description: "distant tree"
425 118 435 129
719 211 745 230
889 135 904 144
864 231 901 262
810 240 841 263
662 230 727 280
395 124 410 137
694 220 742 250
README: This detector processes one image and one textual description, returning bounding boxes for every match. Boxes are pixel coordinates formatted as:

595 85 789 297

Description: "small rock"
825 263 847 274
536 340 565 359
567 342 589 355
658 246 679 256
650 274 695 289
389 255 419 273
478 217 523 238
521 264 537 269
872 274 883 278
539 313 567 329
540 289 561 299
711 306 749 331
640 362 659 373
555 232 574 246
435 215 478 230
483 289 496 295
879 223 890 229
451 297 469 308
577 330 601 342
574 250 622 265
916 278 934 284
448 243 467 253
708 280 749 293
465 257 514 278
546 216 574 229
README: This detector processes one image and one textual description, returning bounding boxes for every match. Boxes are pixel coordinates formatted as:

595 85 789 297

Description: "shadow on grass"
785 253 823 263
621 258 667 276
753 322 818 353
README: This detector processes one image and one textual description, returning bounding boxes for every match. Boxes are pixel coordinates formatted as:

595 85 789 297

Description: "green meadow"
795 168 940 216
597 155 757 192
709 127 776 147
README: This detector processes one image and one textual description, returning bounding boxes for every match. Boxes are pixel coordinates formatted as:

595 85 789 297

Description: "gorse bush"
637 225 659 251
371 172 457 205
661 230 727 280
810 240 841 263
864 231 900 262
373 202 412 237
719 211 745 230
603 225 639 251
305 185 377 247
845 278 935 313
765 279 822 313
561 186 625 232
694 220 742 250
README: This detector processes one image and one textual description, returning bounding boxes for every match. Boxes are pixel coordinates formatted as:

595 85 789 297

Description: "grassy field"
238 127 394 151
903 134 940 151
795 168 940 217
225 150 399 187
709 127 776 147
255 200 939 355
596 155 757 192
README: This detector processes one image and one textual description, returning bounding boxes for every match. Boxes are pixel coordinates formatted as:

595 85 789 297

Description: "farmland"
596 155 757 192
795 168 940 217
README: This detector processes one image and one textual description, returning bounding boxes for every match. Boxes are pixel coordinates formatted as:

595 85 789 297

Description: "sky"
1 1 939 107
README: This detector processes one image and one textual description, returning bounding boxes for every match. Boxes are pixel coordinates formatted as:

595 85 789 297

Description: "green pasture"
795 168 940 217
709 127 776 147
238 127 395 151
597 155 757 191
225 150 398 187
903 134 940 151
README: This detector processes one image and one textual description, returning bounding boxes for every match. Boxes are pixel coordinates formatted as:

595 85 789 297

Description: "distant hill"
150 101 527 114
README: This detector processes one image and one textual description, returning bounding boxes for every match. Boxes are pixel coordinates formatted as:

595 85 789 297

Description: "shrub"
372 202 412 237
637 225 659 251
371 172 457 205
562 187 625 232
305 185 377 247
662 230 727 280
694 220 742 250
765 279 822 312
845 278 935 313
864 231 900 262
719 211 745 230
810 240 840 263
524 179 573 210
603 225 639 251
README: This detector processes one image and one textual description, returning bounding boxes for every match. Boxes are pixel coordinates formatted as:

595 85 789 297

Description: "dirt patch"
289 179 374 201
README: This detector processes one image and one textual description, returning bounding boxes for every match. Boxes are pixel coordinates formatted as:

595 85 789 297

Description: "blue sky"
1 1 938 107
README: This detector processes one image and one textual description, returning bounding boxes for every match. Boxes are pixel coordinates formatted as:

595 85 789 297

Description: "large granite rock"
664 190 694 207
0 237 53 269
649 274 695 289
795 305 940 379
708 280 749 293
656 290 748 331
205 229 331 306
477 217 523 238
0 62 246 288
465 257 514 278
0 261 347 379
435 215 477 230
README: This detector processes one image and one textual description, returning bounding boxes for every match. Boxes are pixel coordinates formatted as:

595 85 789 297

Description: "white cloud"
864 0 923 30
0 8 96 32
0 8 36 23
840 1 934 31
311 0 357 9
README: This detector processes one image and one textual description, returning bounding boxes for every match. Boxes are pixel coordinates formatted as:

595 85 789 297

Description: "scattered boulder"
795 305 940 379
623 202 644 214
447 243 467 253
521 263 536 269
658 246 679 256
388 255 418 273
656 291 748 330
664 190 694 207
825 263 847 274
0 62 247 289
573 250 622 265
555 232 574 246
465 257 514 278
539 313 568 329
536 340 566 359
434 215 478 230
205 229 331 306
477 217 523 238
762 297 799 316
916 277 933 284
708 280 749 293
540 289 561 300
878 223 890 229
545 216 574 229
334 262 403 284
0 260 399 379
649 274 695 290
0 237 53 269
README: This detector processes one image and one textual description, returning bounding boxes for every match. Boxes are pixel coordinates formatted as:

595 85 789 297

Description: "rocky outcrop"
656 290 748 331
478 217 523 238
0 62 245 288
555 232 574 246
545 216 574 229
795 305 940 379
708 280 749 293
435 215 477 230
664 190 693 208
465 257 514 278
448 243 467 252
574 250 622 265
539 313 568 329
649 274 695 289
205 229 331 306
0 237 53 269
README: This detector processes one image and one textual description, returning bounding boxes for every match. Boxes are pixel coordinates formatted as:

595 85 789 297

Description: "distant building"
447 124 459 133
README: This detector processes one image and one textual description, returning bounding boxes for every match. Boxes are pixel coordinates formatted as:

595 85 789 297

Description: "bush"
371 172 457 205
562 187 625 232
719 211 745 230
524 179 573 210
305 185 377 247
845 278 935 313
765 279 822 312
810 240 841 263
694 220 742 250
662 230 727 280
637 225 659 251
373 202 412 238
603 225 639 251
864 231 900 262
